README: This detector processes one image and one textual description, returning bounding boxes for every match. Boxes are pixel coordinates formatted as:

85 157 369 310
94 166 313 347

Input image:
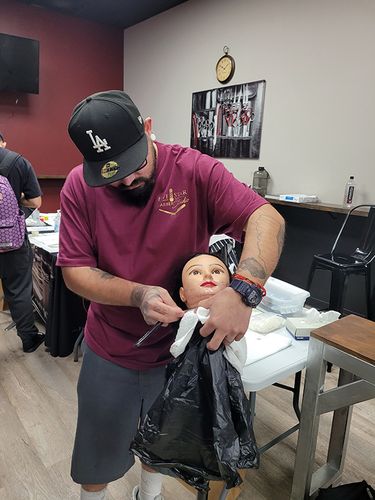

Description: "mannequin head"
178 253 231 309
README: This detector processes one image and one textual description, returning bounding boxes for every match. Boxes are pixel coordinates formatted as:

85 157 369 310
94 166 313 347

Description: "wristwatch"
230 278 263 308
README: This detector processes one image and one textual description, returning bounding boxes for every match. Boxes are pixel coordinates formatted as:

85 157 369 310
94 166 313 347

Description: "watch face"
230 279 263 307
216 55 235 84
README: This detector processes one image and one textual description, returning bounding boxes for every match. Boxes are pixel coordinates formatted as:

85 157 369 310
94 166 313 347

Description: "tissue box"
279 194 318 203
285 317 316 340
261 277 310 315
286 310 341 340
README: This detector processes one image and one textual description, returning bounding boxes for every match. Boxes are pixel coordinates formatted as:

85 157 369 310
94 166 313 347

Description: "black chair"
307 204 375 318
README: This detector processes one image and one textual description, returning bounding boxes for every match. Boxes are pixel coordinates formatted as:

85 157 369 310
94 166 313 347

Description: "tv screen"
0 33 39 94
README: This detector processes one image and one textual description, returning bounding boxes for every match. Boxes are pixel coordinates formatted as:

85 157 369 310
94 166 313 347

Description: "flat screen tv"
0 33 39 94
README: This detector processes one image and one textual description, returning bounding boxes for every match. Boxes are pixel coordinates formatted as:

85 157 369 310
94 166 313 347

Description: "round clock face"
216 55 235 84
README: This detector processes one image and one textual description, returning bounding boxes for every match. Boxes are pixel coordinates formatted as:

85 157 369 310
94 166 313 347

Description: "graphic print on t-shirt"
158 187 189 215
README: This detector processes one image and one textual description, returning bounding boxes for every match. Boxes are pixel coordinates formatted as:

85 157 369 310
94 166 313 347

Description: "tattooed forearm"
131 285 148 307
277 224 285 256
238 204 285 283
131 285 164 314
89 267 115 280
237 257 267 279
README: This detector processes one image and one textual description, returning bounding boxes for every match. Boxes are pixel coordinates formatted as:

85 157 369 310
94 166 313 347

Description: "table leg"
249 392 256 424
326 369 354 475
291 338 327 500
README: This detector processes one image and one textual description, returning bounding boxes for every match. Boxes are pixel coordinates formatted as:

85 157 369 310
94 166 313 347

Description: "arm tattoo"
131 285 162 308
277 224 285 256
237 257 267 279
239 210 284 280
89 267 115 280
131 285 148 307
244 213 270 278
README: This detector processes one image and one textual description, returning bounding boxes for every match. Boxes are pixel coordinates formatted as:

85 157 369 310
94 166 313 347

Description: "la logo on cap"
86 129 111 153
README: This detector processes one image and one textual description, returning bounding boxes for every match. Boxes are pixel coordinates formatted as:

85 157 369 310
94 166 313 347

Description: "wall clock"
216 46 235 84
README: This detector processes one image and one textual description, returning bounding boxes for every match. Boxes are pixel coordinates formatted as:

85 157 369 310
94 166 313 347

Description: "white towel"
245 330 292 365
170 308 292 371
170 307 247 374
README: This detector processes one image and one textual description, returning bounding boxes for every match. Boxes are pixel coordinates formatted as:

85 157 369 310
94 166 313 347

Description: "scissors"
225 106 237 127
240 106 254 125
134 322 162 348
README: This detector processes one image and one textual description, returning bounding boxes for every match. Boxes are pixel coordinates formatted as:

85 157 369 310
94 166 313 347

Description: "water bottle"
343 176 356 207
252 167 270 197
31 208 40 224
54 209 61 232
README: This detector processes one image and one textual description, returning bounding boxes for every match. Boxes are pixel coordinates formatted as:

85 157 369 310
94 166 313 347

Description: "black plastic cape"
131 324 259 492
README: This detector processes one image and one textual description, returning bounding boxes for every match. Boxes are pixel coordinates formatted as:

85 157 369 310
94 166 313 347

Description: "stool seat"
311 314 375 365
307 204 375 319
314 253 370 269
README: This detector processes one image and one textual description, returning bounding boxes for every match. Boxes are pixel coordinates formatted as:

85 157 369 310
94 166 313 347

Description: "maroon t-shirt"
57 143 268 369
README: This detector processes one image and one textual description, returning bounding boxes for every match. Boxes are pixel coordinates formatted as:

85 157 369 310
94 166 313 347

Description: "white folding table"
242 327 310 453
217 328 310 500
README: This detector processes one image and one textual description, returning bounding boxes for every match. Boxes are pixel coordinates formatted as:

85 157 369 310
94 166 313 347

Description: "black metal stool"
307 204 375 318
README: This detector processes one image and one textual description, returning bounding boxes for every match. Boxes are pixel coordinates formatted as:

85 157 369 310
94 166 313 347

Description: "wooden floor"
0 311 374 500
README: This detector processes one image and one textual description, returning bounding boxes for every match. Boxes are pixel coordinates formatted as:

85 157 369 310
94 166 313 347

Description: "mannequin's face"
179 254 230 309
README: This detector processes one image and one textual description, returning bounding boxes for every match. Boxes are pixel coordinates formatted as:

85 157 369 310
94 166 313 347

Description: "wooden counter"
265 196 368 217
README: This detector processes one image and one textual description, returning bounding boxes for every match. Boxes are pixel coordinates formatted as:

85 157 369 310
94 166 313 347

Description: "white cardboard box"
279 194 318 203
285 312 341 340
285 317 317 340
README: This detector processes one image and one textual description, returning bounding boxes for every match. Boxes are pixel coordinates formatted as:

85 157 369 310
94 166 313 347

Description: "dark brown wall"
0 0 123 210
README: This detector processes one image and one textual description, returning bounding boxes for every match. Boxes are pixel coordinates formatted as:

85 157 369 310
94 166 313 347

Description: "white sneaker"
132 485 164 500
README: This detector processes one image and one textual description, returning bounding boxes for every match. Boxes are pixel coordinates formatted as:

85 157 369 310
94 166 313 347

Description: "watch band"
230 278 264 308
232 273 266 297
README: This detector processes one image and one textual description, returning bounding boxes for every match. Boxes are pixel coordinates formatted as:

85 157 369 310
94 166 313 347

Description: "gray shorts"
71 342 167 485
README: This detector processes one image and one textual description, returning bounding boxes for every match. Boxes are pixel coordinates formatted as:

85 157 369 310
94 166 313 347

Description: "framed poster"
190 80 266 159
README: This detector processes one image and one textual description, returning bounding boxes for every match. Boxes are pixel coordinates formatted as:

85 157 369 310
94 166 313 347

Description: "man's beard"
115 142 157 206
117 174 156 206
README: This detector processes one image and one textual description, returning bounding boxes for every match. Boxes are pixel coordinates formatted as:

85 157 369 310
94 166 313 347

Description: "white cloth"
249 313 285 333
170 308 292 371
170 307 247 374
245 330 292 365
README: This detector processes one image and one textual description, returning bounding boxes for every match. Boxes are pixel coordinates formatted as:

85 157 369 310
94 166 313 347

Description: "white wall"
123 0 375 204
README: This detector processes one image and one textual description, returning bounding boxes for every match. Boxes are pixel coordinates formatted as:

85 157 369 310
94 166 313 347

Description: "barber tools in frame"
191 80 266 159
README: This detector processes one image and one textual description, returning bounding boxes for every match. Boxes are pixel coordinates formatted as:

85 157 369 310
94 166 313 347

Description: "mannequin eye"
189 269 201 276
212 268 224 275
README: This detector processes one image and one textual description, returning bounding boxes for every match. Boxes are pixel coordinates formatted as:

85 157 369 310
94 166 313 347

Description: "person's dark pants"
0 238 38 342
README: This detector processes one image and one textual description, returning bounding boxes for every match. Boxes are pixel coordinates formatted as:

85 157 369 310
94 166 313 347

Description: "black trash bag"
316 481 375 500
131 324 259 492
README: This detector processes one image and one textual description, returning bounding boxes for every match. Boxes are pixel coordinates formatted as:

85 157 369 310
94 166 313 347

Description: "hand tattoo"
131 285 148 307
131 285 162 313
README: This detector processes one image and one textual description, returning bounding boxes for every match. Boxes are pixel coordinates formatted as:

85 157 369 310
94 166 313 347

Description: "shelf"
265 196 368 217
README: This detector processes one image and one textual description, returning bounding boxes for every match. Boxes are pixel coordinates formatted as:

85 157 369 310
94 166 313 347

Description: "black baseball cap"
68 90 148 187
